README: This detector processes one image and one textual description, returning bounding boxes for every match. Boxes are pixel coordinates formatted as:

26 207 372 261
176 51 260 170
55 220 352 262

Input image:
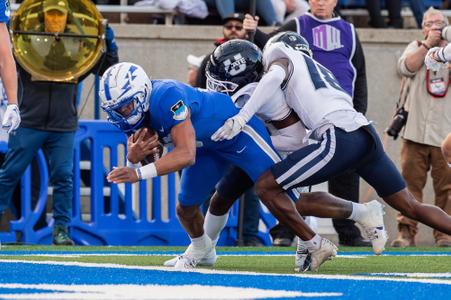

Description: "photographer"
395 7 451 247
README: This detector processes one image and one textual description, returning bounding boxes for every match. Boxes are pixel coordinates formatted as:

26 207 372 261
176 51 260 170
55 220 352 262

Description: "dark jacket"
18 27 119 132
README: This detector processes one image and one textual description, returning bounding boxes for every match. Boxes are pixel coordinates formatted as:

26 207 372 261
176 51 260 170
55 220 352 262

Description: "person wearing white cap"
186 54 205 87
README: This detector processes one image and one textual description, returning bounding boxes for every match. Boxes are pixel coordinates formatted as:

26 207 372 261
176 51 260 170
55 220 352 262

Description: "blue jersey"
145 80 293 206
0 0 10 23
148 80 240 148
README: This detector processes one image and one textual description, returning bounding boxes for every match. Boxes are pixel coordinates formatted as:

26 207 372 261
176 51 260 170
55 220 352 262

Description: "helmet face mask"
99 62 152 134
206 40 263 96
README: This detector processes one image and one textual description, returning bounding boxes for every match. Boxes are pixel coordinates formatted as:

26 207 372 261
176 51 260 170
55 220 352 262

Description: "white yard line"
1 259 451 285
0 283 342 299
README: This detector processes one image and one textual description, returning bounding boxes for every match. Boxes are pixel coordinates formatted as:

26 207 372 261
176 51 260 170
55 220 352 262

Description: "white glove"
2 104 21 134
211 114 247 141
425 47 448 71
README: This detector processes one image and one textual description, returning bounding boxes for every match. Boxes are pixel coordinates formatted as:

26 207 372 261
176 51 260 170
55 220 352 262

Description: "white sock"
204 211 229 246
190 233 209 249
301 234 322 251
348 202 366 221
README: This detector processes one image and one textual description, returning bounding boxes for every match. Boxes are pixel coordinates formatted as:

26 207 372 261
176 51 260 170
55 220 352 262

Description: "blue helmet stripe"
103 68 114 101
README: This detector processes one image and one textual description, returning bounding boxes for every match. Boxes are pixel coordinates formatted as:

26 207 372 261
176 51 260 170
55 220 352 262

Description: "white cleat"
164 244 217 267
295 238 337 272
171 237 215 270
358 200 388 255
173 254 198 270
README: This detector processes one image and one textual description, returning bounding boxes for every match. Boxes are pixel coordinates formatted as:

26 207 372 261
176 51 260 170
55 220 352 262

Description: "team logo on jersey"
171 100 188 121
312 24 343 51
224 54 246 76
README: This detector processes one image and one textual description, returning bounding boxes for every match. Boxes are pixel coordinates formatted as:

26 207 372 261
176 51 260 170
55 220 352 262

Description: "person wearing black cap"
194 13 247 88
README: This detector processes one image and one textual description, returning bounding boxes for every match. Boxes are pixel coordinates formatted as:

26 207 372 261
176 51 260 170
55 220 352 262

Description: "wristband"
135 163 157 180
421 42 431 50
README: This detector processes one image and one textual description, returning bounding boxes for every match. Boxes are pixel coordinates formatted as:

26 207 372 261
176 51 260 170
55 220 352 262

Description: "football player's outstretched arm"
0 23 21 133
107 118 196 184
211 64 287 141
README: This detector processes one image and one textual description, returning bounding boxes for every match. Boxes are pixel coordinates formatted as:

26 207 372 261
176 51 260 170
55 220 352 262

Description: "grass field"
1 245 450 299
1 245 450 276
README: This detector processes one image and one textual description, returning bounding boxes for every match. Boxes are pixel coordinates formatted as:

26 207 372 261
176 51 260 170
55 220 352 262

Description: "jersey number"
303 56 344 92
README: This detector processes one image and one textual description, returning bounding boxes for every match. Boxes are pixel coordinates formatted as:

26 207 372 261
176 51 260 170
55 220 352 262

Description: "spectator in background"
395 7 451 247
367 0 425 29
186 54 205 87
271 0 309 24
0 0 21 233
195 13 247 88
203 0 279 26
367 0 403 28
0 0 119 245
244 0 370 247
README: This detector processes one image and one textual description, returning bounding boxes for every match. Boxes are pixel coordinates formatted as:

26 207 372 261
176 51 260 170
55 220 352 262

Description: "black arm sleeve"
254 20 298 49
351 32 368 115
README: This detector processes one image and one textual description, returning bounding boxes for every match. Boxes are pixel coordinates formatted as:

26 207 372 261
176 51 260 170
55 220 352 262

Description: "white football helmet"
99 62 152 134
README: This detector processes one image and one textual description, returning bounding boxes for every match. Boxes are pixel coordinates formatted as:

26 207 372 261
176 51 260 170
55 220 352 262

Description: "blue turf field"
0 249 450 299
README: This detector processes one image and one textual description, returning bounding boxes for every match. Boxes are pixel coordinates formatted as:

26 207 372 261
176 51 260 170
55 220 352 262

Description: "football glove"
211 114 247 141
2 104 21 134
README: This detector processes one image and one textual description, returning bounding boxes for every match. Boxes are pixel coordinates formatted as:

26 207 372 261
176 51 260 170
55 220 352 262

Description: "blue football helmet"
264 32 312 57
99 62 152 134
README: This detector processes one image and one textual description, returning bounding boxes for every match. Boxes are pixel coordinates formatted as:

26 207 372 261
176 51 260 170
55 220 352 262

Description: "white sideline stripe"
371 273 451 278
1 253 447 258
1 259 451 285
0 284 340 299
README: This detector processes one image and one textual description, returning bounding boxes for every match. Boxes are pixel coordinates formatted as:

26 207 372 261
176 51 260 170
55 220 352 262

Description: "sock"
190 233 209 249
348 202 366 221
204 211 229 246
301 234 322 251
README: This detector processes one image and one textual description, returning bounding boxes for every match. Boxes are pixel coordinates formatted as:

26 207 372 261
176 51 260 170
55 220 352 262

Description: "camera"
442 26 451 41
385 107 408 140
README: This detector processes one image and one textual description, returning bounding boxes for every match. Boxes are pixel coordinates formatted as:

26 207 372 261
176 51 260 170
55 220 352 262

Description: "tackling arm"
211 64 287 141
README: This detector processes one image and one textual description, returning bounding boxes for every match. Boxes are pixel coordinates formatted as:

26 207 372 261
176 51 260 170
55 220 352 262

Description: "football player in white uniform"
212 32 451 262
164 40 387 272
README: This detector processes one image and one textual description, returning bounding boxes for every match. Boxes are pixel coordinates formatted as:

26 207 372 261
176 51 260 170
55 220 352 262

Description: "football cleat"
164 244 217 267
357 200 388 255
295 238 337 272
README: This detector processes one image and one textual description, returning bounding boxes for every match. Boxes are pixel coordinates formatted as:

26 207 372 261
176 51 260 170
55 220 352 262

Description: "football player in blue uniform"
100 62 320 270
0 0 20 133
102 62 366 272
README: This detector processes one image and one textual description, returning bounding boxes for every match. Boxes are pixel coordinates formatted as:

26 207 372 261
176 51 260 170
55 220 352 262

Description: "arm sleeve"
238 64 286 122
351 33 368 115
254 20 298 49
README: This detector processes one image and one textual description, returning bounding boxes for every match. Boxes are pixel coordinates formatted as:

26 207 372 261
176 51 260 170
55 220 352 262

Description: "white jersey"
232 82 291 122
263 43 370 133
233 82 308 152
